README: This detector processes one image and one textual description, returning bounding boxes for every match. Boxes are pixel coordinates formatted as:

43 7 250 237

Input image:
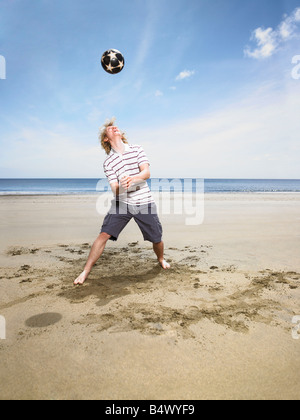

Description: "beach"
0 192 299 400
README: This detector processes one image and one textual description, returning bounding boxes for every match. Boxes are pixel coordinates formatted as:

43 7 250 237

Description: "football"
101 49 125 74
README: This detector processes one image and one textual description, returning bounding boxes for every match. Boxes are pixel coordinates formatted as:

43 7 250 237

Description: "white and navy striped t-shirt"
103 144 154 205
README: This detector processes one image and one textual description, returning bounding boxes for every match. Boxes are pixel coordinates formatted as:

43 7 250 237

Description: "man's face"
105 126 121 142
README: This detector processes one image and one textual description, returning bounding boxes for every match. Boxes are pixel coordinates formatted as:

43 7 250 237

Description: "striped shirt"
103 144 154 205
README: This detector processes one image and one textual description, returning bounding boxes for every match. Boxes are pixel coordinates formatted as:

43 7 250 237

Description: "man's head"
99 117 128 155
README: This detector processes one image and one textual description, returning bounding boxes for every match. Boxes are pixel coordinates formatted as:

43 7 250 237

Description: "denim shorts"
101 200 163 243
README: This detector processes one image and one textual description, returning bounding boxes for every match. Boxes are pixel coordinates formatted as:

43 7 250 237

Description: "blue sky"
0 0 300 178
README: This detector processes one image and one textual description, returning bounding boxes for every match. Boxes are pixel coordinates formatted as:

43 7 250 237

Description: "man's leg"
153 241 171 269
133 204 170 270
74 232 111 285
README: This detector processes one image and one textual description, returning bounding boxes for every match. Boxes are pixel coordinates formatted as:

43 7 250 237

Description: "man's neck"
110 137 125 155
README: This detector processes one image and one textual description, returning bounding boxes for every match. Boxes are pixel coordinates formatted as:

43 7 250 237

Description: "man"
74 118 170 285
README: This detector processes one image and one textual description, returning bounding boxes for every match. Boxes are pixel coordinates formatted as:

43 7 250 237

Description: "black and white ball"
101 49 125 75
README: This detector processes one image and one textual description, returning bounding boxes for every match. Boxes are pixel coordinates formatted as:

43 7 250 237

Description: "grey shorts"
101 200 163 243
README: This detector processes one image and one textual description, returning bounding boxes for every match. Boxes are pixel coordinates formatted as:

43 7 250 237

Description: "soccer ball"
101 49 125 75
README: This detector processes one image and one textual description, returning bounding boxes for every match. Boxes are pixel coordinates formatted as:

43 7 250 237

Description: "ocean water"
0 178 300 195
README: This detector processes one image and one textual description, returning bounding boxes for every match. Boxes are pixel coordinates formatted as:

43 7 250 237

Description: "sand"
0 193 300 400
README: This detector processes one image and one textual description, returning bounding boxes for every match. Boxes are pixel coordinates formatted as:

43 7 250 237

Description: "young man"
74 118 170 285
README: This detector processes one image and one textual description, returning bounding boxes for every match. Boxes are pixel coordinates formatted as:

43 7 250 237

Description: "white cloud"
2 78 300 179
155 90 163 97
130 81 300 179
175 70 195 81
0 125 103 178
245 27 278 59
245 7 300 59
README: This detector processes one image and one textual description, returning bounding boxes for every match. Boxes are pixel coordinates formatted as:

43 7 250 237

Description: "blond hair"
99 117 128 155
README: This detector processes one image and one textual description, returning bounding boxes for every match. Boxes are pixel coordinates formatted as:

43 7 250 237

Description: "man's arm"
109 181 120 196
109 164 150 195
120 163 150 191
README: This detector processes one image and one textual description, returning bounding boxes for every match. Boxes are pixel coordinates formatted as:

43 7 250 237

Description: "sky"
0 0 300 179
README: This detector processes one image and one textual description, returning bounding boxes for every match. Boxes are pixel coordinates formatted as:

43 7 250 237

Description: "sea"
0 178 300 195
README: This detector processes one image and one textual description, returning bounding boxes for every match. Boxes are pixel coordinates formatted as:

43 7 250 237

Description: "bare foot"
160 259 170 270
74 270 88 285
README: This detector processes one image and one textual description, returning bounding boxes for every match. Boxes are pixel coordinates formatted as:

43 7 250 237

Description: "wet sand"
0 193 299 400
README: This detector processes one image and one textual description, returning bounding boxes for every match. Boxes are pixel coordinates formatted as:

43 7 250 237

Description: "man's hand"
120 175 134 191
119 165 150 192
